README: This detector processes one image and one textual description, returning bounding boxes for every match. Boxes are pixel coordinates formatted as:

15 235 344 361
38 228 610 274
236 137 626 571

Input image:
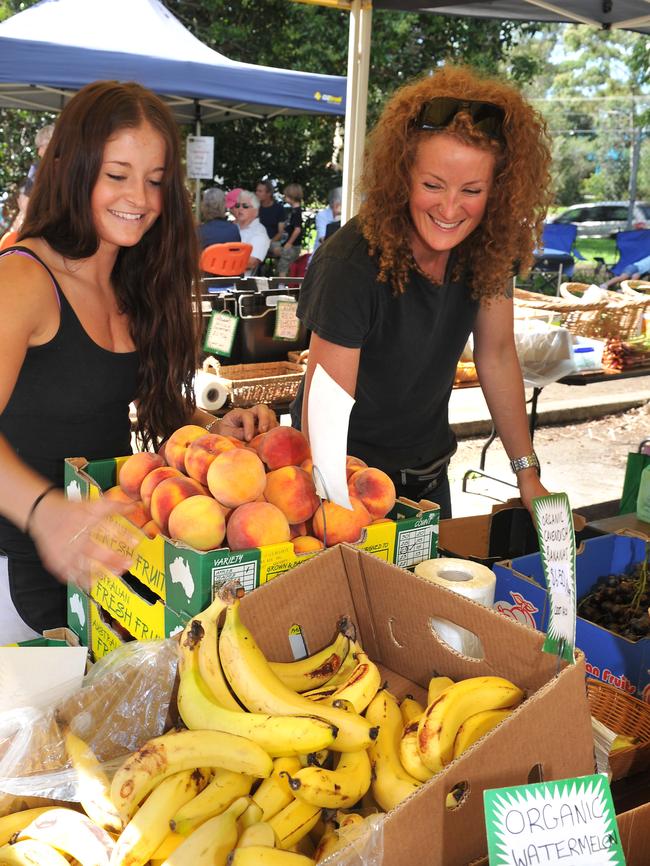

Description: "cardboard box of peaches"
65 424 439 657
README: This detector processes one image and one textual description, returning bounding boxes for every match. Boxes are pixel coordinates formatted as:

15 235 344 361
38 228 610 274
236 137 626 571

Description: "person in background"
0 81 277 642
292 65 553 518
275 182 304 278
9 123 56 234
313 186 342 252
233 190 271 275
225 187 243 219
256 179 286 244
197 187 241 249
600 253 650 290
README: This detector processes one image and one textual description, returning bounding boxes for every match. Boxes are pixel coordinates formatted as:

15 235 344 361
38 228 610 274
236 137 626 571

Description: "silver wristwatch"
510 452 540 474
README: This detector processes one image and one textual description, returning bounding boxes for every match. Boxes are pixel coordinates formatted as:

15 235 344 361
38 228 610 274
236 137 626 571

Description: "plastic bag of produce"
0 637 177 815
513 319 577 388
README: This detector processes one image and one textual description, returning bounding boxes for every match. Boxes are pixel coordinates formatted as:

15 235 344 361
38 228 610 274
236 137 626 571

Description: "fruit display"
0 591 526 865
115 424 397 555
577 567 650 641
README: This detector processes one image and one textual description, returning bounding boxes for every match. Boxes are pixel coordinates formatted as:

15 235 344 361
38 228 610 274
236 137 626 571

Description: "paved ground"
447 374 650 518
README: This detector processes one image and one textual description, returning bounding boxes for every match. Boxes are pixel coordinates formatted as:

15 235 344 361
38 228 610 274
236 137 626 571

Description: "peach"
290 521 309 539
119 452 166 500
225 436 247 449
140 466 183 509
372 517 393 525
346 455 368 479
206 449 267 509
168 495 226 551
249 432 268 453
226 502 291 551
264 466 320 525
348 467 396 518
150 475 204 535
312 496 371 547
104 486 150 528
184 433 236 485
165 424 209 473
293 535 324 554
104 485 134 506
258 426 310 470
142 519 162 539
300 457 314 477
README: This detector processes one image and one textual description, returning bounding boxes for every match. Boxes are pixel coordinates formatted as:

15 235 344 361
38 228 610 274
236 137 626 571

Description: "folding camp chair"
610 229 650 278
527 223 584 294
200 241 253 277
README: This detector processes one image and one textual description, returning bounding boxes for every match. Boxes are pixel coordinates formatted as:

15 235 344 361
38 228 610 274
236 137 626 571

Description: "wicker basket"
586 678 650 780
217 360 305 408
514 284 649 341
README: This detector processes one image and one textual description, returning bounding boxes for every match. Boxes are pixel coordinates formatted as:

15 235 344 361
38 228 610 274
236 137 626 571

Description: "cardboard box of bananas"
0 546 595 866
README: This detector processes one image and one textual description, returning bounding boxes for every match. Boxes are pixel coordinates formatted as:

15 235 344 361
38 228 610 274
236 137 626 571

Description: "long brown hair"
20 81 200 449
359 65 553 299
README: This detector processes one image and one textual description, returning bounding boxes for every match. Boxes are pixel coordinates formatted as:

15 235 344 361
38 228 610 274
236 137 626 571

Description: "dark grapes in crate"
578 567 650 641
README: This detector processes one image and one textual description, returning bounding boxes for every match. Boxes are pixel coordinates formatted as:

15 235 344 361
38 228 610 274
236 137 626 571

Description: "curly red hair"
358 65 553 299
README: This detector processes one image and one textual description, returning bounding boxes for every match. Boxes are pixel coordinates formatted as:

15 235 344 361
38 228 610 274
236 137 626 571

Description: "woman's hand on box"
29 492 139 589
218 404 279 443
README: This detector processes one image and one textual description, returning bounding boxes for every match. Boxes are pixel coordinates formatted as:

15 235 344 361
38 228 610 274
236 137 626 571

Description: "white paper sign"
204 311 239 357
307 364 354 509
274 300 300 341
186 135 215 179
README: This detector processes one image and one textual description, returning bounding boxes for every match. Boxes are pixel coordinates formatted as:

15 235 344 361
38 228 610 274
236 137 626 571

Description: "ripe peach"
206 449 267 509
225 436 247 449
142 519 162 539
119 452 165 500
290 521 309 539
150 475 204 535
140 466 183 509
165 424 209 473
104 486 151 528
249 432 268 453
226 502 291 551
184 433 236 485
312 496 371 547
346 455 368 479
168 495 227 551
264 466 320 525
104 485 133 506
258 426 310 470
293 535 324 554
300 457 314 477
348 468 396 518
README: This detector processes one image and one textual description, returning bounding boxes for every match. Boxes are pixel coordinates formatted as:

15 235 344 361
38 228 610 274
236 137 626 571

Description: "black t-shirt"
258 201 286 239
293 217 480 474
284 205 303 246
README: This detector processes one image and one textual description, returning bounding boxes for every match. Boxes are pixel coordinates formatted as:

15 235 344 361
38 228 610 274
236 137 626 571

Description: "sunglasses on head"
234 202 252 209
414 97 505 141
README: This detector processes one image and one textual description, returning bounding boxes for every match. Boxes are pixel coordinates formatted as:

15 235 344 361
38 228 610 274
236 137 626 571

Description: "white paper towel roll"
414 558 496 659
194 369 230 412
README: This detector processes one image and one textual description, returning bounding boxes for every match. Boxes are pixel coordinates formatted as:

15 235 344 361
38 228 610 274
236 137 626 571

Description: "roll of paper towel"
414 558 496 658
194 369 230 412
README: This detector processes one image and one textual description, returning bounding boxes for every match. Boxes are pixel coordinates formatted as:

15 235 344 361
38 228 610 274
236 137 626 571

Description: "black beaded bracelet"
25 483 58 535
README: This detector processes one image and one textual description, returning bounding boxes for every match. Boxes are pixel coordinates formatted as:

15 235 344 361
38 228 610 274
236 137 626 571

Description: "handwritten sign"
484 774 625 865
186 135 215 179
203 310 239 357
274 299 300 341
532 493 576 664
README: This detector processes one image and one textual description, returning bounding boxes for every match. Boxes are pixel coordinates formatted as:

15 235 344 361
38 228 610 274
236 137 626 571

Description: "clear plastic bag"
514 319 577 388
0 638 177 814
320 812 385 865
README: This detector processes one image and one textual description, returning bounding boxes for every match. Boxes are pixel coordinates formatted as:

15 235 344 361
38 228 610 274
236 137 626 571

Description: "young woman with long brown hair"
0 81 275 641
294 65 553 518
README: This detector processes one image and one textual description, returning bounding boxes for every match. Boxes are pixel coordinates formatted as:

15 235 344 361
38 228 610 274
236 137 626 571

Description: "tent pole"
341 0 372 225
194 100 202 221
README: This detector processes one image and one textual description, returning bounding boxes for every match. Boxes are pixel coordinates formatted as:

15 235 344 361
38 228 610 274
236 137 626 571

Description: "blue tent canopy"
0 0 346 123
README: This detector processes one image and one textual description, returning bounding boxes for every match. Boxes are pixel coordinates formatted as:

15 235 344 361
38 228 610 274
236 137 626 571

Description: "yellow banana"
320 650 381 714
252 757 300 820
17 807 114 866
398 720 434 782
227 847 315 866
427 675 454 705
302 641 363 699
452 708 513 759
298 750 329 769
161 796 249 866
191 595 243 712
150 833 186 860
0 839 70 866
312 813 366 863
177 646 337 757
282 749 371 809
110 729 272 819
171 768 253 835
0 809 55 847
219 600 376 752
365 690 421 812
111 768 209 866
399 696 425 725
418 676 524 773
267 799 322 850
236 821 276 848
239 801 263 829
269 629 350 693
63 728 123 833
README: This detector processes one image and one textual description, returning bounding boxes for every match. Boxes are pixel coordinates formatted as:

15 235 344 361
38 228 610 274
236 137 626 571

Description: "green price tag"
273 299 300 341
484 774 625 865
532 492 576 664
203 310 239 357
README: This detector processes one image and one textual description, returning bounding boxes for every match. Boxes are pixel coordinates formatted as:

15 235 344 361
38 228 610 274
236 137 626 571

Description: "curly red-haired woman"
293 65 553 517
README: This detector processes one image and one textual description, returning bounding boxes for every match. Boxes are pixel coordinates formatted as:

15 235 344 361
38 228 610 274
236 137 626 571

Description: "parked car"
549 201 650 238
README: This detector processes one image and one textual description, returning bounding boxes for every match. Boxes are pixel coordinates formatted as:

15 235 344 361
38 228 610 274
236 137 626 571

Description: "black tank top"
0 246 139 563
